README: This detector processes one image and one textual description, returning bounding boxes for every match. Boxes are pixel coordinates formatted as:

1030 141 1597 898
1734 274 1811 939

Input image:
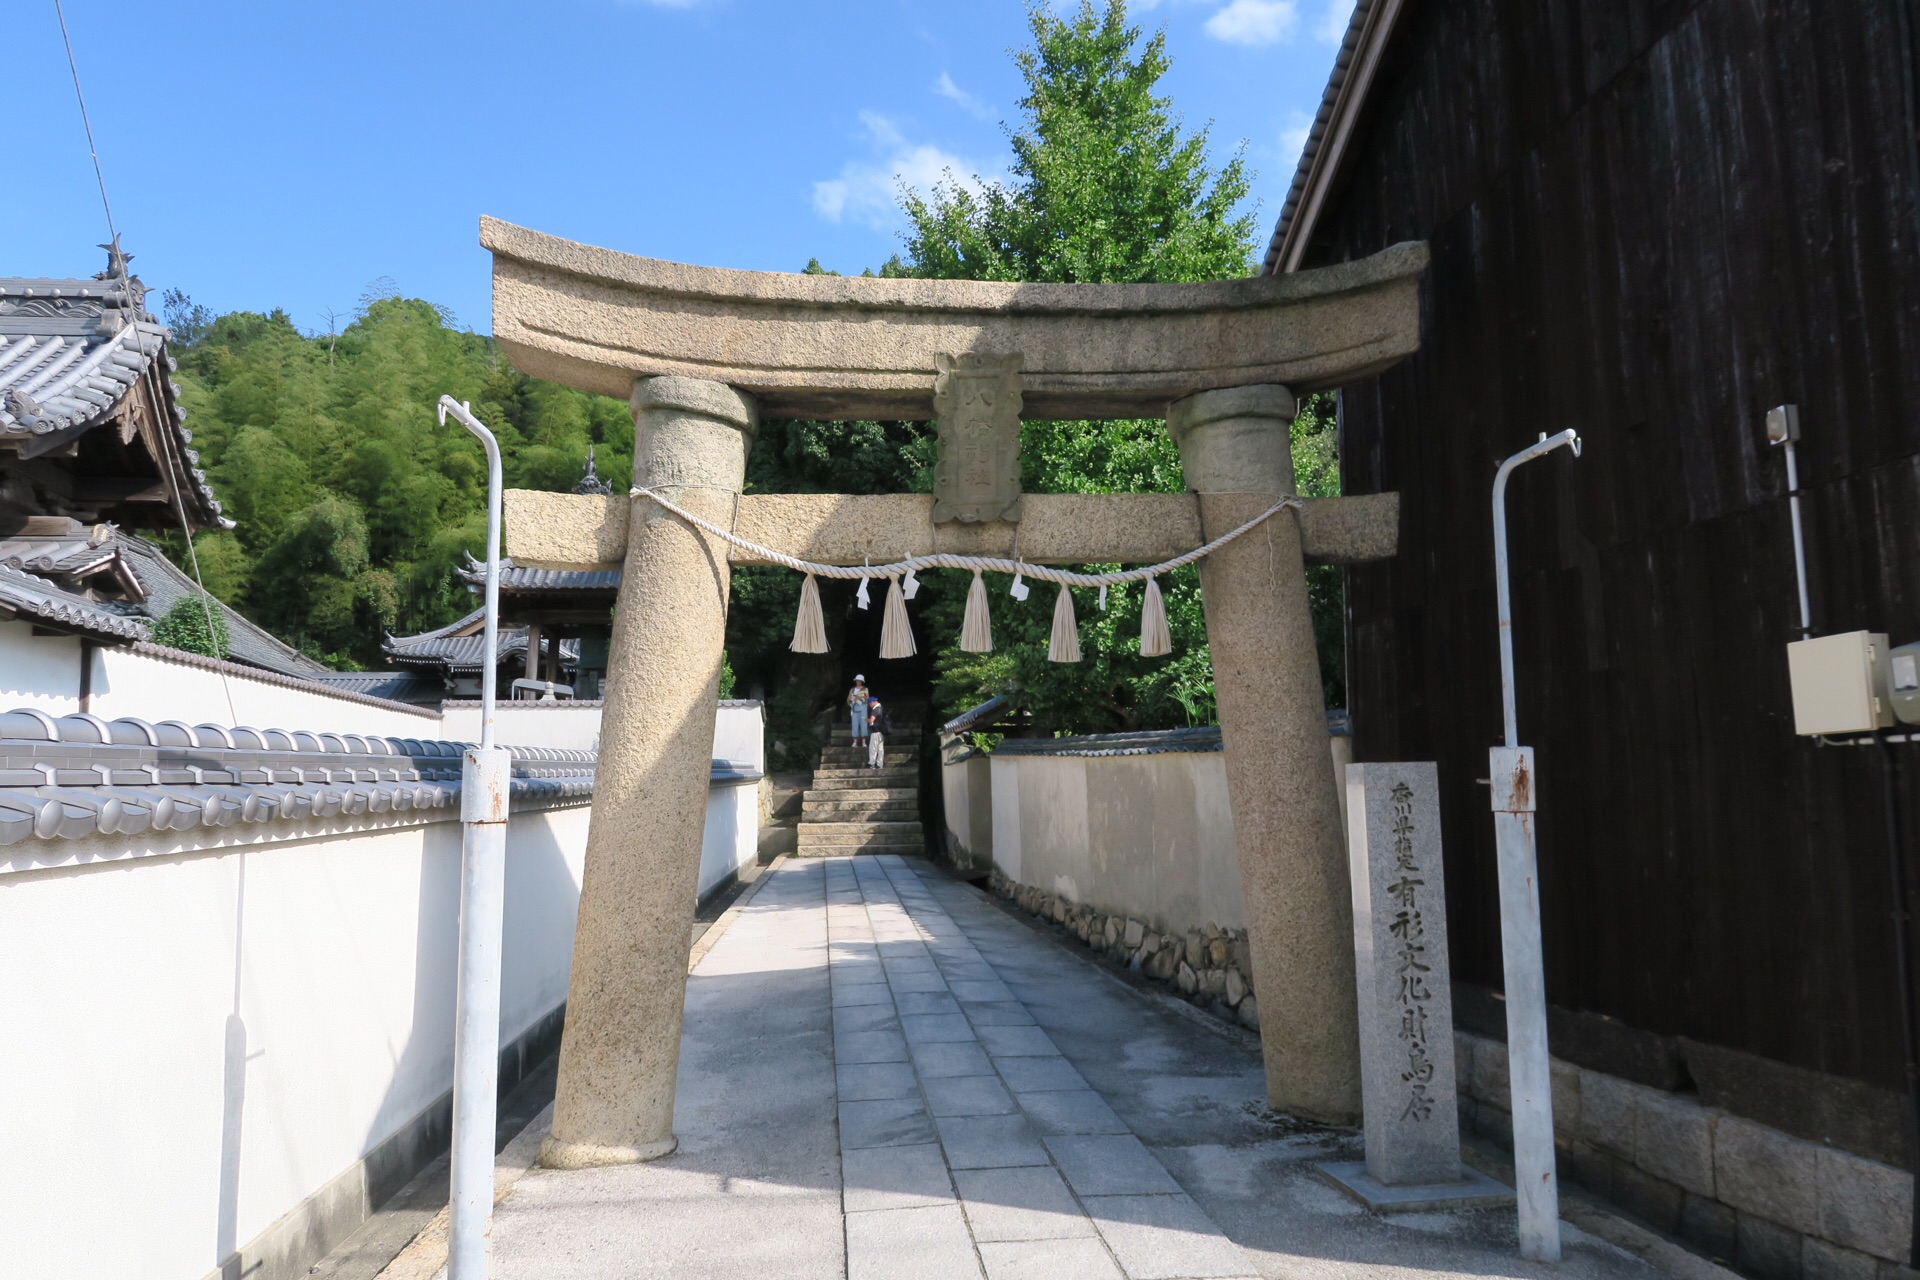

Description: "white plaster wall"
988 750 1243 935
711 701 766 771
0 804 589 1280
0 637 441 737
943 759 973 856
440 702 603 750
93 648 442 736
988 737 1353 936
696 780 760 902
989 754 1023 884
0 620 85 714
438 702 764 763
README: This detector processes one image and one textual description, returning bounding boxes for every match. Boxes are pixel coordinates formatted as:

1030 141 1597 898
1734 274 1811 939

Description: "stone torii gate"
477 218 1428 1166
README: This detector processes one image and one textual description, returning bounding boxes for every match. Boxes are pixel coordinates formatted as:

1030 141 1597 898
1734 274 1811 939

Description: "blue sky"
10 0 1350 336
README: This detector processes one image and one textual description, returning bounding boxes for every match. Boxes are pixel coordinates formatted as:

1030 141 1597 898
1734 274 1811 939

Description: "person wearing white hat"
846 676 870 747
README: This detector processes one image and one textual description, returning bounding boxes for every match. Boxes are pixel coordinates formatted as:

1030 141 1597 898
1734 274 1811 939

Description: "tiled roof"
110 535 331 677
0 562 150 642
0 530 123 578
0 273 228 528
990 726 1226 758
1261 0 1405 275
305 671 445 703
457 554 621 592
988 711 1351 758
0 526 333 678
384 608 580 673
942 694 1011 736
0 706 596 861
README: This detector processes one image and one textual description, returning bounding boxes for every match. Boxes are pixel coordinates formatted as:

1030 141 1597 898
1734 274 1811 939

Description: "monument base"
1313 1161 1516 1213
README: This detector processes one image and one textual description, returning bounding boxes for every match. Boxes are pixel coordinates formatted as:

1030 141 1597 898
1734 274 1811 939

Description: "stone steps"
800 703 928 855
820 739 921 758
812 767 918 786
804 787 917 804
795 820 925 854
801 804 919 823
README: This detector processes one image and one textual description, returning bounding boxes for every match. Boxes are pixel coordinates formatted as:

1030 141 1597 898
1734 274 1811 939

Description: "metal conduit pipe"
1490 428 1580 1263
438 396 511 1280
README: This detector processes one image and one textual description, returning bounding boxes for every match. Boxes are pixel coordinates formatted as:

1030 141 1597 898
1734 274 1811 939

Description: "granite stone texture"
539 375 757 1170
482 215 1428 419
503 489 1399 572
1344 761 1460 1187
1171 385 1360 1124
1717 1116 1823 1238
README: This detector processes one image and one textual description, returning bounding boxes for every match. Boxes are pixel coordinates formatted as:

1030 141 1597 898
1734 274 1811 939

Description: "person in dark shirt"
865 696 888 768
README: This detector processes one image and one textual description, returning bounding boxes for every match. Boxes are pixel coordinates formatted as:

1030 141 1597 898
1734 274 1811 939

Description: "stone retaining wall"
987 869 1261 1031
1453 1029 1914 1279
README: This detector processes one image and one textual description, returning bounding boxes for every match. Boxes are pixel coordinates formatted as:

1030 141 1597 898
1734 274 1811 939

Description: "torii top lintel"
481 217 1428 422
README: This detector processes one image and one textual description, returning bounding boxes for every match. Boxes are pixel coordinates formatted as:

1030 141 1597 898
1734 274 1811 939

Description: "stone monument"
1318 762 1512 1210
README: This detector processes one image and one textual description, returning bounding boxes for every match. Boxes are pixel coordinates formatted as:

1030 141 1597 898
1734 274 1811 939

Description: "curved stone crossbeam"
482 217 1428 420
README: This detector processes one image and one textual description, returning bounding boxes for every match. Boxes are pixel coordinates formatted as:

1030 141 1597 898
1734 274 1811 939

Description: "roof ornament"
95 237 133 282
5 388 43 422
93 237 146 314
571 445 615 496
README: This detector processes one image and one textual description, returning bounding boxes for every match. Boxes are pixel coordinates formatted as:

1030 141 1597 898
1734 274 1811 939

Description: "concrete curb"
373 1104 554 1280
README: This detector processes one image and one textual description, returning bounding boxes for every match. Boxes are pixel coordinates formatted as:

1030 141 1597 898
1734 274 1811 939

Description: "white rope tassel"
1048 583 1082 664
880 575 917 659
1139 576 1172 657
790 573 829 654
960 570 993 653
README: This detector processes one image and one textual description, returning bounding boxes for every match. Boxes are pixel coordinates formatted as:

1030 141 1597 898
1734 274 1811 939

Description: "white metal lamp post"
1490 428 1580 1262
438 396 511 1280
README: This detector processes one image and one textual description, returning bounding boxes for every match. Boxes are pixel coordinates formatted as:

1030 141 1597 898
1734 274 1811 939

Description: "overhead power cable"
53 0 236 722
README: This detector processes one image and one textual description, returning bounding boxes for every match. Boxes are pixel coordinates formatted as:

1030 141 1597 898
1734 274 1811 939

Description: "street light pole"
1490 428 1580 1263
439 396 511 1280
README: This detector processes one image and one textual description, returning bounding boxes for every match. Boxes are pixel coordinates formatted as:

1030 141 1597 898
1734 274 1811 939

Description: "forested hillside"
164 292 632 668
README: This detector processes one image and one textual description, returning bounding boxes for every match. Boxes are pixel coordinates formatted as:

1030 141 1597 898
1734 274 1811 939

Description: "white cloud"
1315 0 1356 42
1279 110 1313 161
934 72 994 121
1203 0 1298 46
811 112 992 228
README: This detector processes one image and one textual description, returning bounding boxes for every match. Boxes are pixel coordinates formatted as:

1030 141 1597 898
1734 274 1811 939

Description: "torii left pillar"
541 375 756 1169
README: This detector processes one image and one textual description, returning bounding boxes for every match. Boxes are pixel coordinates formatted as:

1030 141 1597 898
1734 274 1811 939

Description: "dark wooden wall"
1314 0 1920 1099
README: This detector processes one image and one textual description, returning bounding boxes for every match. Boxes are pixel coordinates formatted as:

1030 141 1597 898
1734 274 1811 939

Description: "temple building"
375 454 620 703
0 247 326 679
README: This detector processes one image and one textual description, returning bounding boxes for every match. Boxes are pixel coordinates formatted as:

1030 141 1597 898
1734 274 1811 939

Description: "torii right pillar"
1169 384 1361 1124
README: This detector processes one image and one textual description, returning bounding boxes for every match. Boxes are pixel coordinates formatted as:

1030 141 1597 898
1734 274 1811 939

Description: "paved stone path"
487 856 1687 1279
827 855 1258 1280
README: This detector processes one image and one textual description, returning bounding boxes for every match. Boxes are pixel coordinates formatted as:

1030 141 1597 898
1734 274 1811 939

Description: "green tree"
150 594 230 659
167 290 634 668
891 0 1346 732
899 1 1255 287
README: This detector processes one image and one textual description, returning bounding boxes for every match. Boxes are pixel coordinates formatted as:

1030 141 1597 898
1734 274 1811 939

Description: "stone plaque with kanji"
932 351 1023 524
1345 761 1462 1186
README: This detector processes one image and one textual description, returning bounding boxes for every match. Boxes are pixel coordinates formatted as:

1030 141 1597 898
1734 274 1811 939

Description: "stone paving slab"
485 854 1685 1280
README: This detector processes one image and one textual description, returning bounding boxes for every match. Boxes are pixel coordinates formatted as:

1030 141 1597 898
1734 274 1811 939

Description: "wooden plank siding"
1312 0 1920 1097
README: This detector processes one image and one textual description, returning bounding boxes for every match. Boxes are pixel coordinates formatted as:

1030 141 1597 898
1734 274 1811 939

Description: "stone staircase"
795 702 926 857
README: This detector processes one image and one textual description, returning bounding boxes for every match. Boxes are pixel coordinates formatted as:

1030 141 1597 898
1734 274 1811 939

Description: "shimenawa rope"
629 485 1303 662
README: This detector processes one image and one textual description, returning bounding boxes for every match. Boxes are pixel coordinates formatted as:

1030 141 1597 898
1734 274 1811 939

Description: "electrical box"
1891 641 1920 726
1787 631 1893 736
